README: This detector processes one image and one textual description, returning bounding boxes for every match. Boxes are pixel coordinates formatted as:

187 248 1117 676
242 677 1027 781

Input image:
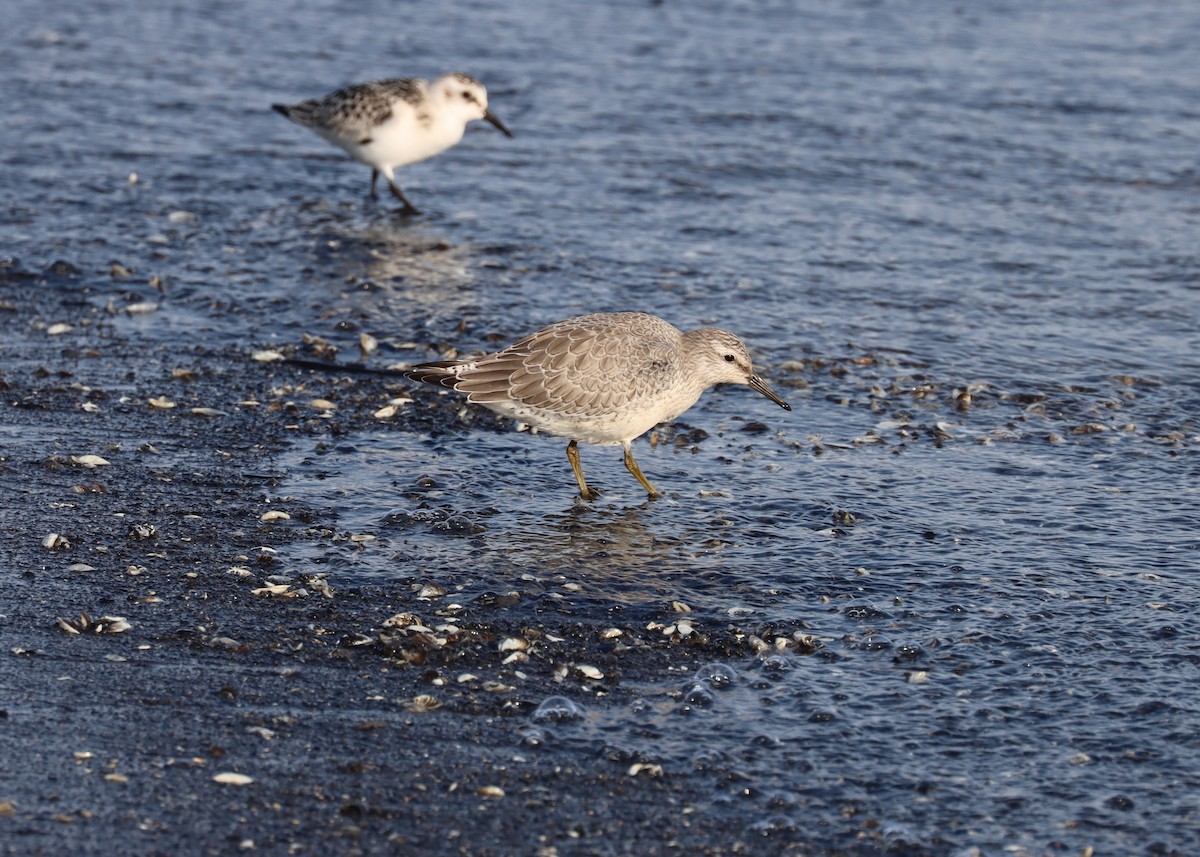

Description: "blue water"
4 0 1200 852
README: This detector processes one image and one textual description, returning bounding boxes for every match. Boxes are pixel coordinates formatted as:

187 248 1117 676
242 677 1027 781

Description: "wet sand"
1 261 855 857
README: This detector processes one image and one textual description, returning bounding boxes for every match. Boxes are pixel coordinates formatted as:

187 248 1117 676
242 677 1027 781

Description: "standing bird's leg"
566 440 595 501
622 441 661 499
386 177 421 216
369 169 380 200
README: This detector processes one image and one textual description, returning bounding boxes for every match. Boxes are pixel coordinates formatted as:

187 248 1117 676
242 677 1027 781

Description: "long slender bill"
484 109 513 137
748 374 791 410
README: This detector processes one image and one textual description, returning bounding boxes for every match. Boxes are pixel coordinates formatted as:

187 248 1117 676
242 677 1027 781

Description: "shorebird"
272 72 512 214
404 312 791 500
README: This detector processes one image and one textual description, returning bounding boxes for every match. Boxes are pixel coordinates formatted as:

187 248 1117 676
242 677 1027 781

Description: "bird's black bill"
484 109 514 137
749 374 791 411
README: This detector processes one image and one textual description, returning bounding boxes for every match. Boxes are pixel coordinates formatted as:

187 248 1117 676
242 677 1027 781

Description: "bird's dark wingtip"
404 362 462 389
271 103 291 118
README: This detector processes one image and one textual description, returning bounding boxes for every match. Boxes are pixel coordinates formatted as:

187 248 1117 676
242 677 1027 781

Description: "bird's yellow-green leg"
622 442 661 499
566 440 595 501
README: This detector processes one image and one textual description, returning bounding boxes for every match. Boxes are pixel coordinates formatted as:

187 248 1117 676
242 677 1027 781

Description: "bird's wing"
284 78 424 142
455 324 680 417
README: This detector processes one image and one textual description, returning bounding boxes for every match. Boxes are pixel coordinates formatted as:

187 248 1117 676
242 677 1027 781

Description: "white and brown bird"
404 312 791 500
272 72 512 214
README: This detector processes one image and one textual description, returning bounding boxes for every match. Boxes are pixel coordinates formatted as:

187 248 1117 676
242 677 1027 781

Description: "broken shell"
403 694 442 712
251 584 295 597
125 302 158 314
498 636 529 652
190 407 227 417
47 323 74 336
476 786 505 798
359 333 378 356
575 665 603 680
417 583 447 599
600 628 623 640
71 454 110 468
260 510 290 522
382 612 420 629
671 601 692 614
43 533 70 550
310 399 336 411
148 397 176 409
252 350 285 363
57 612 130 634
373 404 398 419
212 772 254 785
80 402 100 413
627 763 663 778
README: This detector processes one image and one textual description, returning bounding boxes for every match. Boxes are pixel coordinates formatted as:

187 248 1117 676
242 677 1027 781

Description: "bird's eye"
724 354 735 363
461 90 474 102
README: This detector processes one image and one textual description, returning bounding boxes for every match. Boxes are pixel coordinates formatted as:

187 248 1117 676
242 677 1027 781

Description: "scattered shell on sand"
148 397 176 409
47 323 74 336
476 786 505 798
212 772 253 786
373 396 413 419
359 333 378 356
260 510 290 522
190 407 227 417
416 583 447 599
56 613 131 635
574 665 603 680
252 350 286 363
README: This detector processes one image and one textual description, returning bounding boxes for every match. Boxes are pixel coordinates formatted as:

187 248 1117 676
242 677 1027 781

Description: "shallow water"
5 0 1200 852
